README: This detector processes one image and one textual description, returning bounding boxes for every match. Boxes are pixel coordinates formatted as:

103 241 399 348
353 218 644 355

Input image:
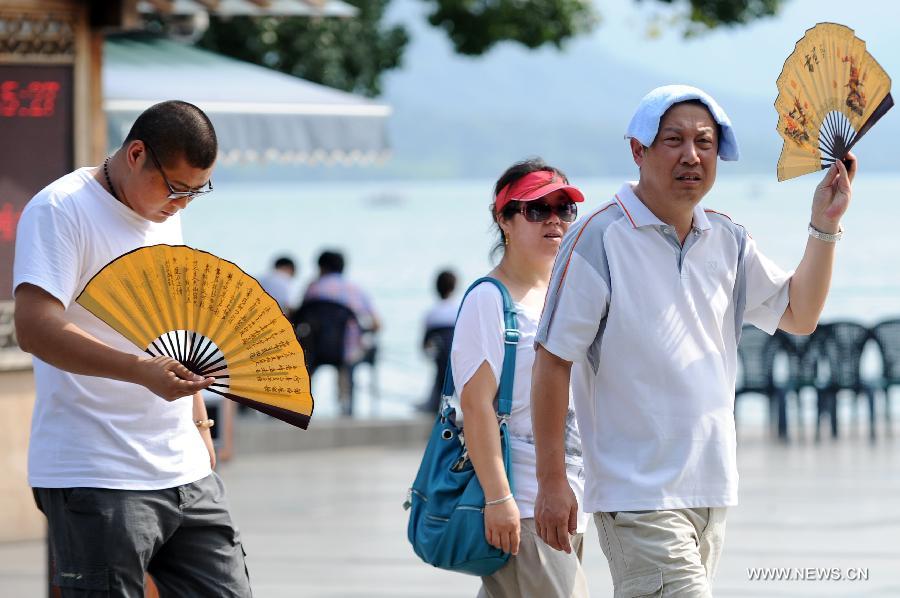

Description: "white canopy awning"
104 36 391 165
137 0 358 18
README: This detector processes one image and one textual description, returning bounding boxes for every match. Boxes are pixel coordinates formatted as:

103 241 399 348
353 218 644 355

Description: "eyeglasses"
144 142 213 201
516 201 578 223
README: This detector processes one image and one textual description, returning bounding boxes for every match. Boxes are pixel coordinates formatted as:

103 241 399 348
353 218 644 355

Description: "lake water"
181 173 900 419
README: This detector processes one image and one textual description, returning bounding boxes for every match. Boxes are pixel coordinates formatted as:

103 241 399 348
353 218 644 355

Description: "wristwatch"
808 223 843 242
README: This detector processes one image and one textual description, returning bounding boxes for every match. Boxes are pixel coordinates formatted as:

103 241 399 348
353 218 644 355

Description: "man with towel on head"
530 85 856 596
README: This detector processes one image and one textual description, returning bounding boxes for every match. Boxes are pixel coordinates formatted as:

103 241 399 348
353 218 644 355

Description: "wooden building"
0 0 106 543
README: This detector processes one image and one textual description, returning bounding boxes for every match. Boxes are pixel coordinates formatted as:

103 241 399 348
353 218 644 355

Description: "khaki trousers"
595 508 727 597
477 518 589 598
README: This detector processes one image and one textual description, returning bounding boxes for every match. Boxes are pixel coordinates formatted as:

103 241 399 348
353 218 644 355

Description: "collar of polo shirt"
615 182 712 233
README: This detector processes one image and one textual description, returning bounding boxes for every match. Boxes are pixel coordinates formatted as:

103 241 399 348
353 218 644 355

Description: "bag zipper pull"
450 449 469 472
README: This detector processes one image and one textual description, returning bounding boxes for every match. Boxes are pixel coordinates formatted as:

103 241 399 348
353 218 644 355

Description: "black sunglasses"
144 143 213 201
516 200 578 223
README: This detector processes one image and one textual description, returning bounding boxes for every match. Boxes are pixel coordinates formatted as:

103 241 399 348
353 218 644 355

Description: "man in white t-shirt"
14 100 251 596
531 85 856 596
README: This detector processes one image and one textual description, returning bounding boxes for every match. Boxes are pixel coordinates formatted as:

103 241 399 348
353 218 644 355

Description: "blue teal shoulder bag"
404 277 518 576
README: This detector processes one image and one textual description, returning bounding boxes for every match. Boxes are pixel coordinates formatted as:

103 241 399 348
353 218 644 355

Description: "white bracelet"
808 223 843 242
484 493 514 506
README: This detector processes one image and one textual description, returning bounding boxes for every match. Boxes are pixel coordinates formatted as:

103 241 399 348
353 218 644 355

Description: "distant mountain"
372 1 897 180
221 2 896 181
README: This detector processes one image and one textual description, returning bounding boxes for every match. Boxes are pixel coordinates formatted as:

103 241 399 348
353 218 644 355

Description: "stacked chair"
814 322 877 441
869 318 900 434
736 318 896 442
736 325 789 438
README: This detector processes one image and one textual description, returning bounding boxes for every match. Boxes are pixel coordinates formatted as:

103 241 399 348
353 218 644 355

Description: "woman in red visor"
448 158 590 597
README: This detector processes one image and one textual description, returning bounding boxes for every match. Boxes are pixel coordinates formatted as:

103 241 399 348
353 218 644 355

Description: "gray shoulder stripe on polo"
733 225 748 344
538 201 621 359
702 210 748 341
547 202 620 300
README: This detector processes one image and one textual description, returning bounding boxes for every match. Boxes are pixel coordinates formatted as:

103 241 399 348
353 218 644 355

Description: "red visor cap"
494 170 585 215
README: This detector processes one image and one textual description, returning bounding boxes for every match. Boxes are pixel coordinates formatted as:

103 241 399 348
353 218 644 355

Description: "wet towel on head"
625 84 740 161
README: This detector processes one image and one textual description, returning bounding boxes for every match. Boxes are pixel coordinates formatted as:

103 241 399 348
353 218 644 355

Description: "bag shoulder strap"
441 277 518 417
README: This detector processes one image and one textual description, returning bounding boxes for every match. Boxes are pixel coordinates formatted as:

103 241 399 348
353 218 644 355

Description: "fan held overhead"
775 22 893 181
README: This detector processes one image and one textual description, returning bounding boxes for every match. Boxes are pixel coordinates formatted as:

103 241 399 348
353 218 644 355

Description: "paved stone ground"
3 422 899 597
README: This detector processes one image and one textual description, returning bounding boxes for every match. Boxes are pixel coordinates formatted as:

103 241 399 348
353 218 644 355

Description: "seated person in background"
300 250 380 416
420 269 460 413
258 255 298 316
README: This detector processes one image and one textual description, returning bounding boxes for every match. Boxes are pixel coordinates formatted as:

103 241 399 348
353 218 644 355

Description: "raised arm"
779 154 856 334
14 283 213 401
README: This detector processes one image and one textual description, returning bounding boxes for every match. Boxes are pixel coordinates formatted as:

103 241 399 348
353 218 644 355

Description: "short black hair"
317 250 345 275
124 100 217 169
274 256 295 271
435 270 457 299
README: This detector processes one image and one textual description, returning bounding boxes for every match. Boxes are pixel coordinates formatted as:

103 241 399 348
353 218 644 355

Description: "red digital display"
0 65 73 299
0 80 61 117
0 203 21 243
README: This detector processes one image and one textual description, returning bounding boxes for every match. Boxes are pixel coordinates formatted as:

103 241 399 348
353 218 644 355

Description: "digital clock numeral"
0 80 61 118
0 81 18 116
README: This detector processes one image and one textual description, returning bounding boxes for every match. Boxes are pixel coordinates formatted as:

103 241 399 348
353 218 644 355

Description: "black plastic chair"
815 321 877 441
356 330 381 414
775 330 822 440
782 325 838 441
867 318 900 433
293 299 359 415
736 325 787 438
422 325 454 413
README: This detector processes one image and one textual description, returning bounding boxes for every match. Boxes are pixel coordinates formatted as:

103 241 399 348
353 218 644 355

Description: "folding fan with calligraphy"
775 22 893 181
76 245 314 429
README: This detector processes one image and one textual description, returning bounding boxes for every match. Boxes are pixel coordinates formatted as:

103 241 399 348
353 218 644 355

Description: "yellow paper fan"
775 22 893 181
76 245 314 429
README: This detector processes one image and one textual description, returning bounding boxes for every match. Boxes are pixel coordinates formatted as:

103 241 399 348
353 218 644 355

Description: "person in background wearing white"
424 269 460 331
420 269 460 412
259 255 298 316
532 85 856 597
451 158 589 597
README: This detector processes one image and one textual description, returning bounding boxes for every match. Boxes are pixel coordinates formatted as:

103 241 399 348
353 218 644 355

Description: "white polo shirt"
536 182 792 513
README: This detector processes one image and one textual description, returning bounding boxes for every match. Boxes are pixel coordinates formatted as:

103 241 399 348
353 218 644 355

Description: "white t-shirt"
424 297 459 329
450 282 588 532
13 167 211 489
537 183 792 512
258 269 296 314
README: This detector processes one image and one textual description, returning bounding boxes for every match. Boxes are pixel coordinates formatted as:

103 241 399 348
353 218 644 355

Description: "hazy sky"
375 0 899 177
389 0 900 101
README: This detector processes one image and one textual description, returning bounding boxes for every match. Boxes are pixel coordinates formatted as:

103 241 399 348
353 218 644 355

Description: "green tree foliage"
647 0 783 35
422 0 785 53
196 0 408 97
421 0 598 55
194 0 784 96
